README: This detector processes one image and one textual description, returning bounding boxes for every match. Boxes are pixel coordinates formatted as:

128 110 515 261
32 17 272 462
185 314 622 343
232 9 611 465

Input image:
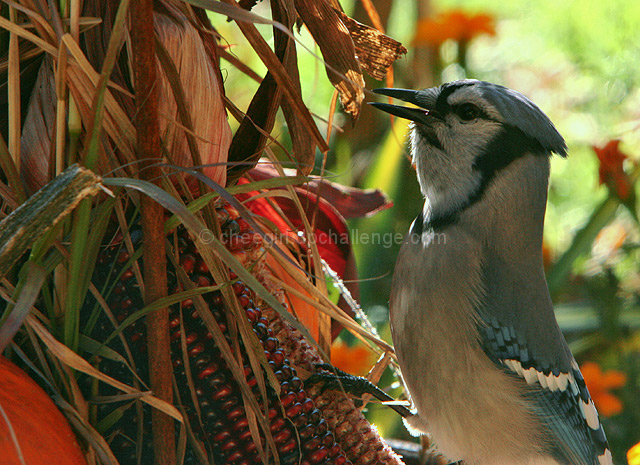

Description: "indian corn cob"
90 201 405 465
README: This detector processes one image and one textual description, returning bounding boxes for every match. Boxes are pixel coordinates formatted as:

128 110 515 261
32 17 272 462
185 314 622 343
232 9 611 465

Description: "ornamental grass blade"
26 314 183 422
102 177 317 346
0 262 47 352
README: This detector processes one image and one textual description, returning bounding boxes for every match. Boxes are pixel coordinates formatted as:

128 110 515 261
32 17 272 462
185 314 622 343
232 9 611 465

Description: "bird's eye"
456 103 481 121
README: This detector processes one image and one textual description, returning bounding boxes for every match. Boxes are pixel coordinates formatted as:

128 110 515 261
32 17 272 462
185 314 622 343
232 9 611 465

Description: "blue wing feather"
479 318 611 465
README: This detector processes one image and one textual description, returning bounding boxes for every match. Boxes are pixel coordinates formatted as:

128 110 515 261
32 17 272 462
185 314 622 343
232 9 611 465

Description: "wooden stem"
130 1 176 464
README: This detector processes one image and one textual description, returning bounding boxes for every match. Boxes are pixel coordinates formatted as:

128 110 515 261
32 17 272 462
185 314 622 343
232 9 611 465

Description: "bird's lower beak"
370 88 441 125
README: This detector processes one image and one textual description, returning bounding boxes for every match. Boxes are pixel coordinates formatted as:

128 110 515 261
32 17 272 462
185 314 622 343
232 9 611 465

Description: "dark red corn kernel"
291 413 308 428
245 441 257 454
237 294 251 308
308 409 322 424
117 250 129 263
170 330 181 342
194 355 211 368
189 343 205 357
232 417 249 431
180 254 196 273
296 391 307 402
290 377 302 391
286 403 303 418
245 308 260 323
227 407 244 421
121 268 134 280
224 442 243 456
309 447 328 463
221 398 239 410
329 444 341 458
232 282 246 295
302 399 315 413
316 419 328 435
238 429 252 442
270 350 285 366
269 417 286 433
120 298 133 310
298 424 315 440
197 363 218 379
212 384 233 401
226 450 243 462
213 430 231 443
185 332 198 344
264 337 278 351
169 317 180 328
268 408 278 419
274 428 292 444
254 323 268 339
278 439 298 454
209 418 225 430
304 437 321 451
197 275 212 287
322 433 335 447
196 260 209 273
334 456 348 465
280 392 296 408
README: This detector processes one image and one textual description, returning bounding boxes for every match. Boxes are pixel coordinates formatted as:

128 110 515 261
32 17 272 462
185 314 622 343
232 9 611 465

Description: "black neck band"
415 126 547 232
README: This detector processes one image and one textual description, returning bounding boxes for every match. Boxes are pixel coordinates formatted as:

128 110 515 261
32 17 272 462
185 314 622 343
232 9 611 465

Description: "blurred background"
211 1 640 463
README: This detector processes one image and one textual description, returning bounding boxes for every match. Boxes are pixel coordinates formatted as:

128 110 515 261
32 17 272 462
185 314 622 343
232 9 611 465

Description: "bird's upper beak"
370 88 441 124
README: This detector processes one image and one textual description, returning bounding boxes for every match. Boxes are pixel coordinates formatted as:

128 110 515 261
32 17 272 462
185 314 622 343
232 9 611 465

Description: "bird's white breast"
389 225 552 465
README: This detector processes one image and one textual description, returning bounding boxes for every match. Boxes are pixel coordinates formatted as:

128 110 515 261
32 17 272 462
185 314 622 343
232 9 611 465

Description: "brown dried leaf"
336 10 407 81
293 0 365 119
275 0 316 175
228 0 315 181
19 56 55 193
238 0 261 11
155 0 231 187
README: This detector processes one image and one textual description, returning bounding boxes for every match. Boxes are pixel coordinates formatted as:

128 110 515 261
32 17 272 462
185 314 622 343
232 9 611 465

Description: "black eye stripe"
454 103 484 120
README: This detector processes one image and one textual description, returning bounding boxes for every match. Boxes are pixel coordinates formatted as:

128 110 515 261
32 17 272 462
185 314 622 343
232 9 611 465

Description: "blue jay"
370 80 613 465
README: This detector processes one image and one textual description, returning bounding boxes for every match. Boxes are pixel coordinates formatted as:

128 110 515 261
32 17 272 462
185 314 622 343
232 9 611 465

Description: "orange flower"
593 140 634 200
580 362 627 417
414 9 496 47
628 441 640 465
331 340 377 376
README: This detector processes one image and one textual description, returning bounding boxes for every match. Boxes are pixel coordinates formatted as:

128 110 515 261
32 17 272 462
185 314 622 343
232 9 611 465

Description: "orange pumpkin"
0 356 87 464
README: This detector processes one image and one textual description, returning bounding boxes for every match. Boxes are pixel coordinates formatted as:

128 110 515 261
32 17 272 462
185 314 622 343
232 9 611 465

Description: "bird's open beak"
370 88 440 124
